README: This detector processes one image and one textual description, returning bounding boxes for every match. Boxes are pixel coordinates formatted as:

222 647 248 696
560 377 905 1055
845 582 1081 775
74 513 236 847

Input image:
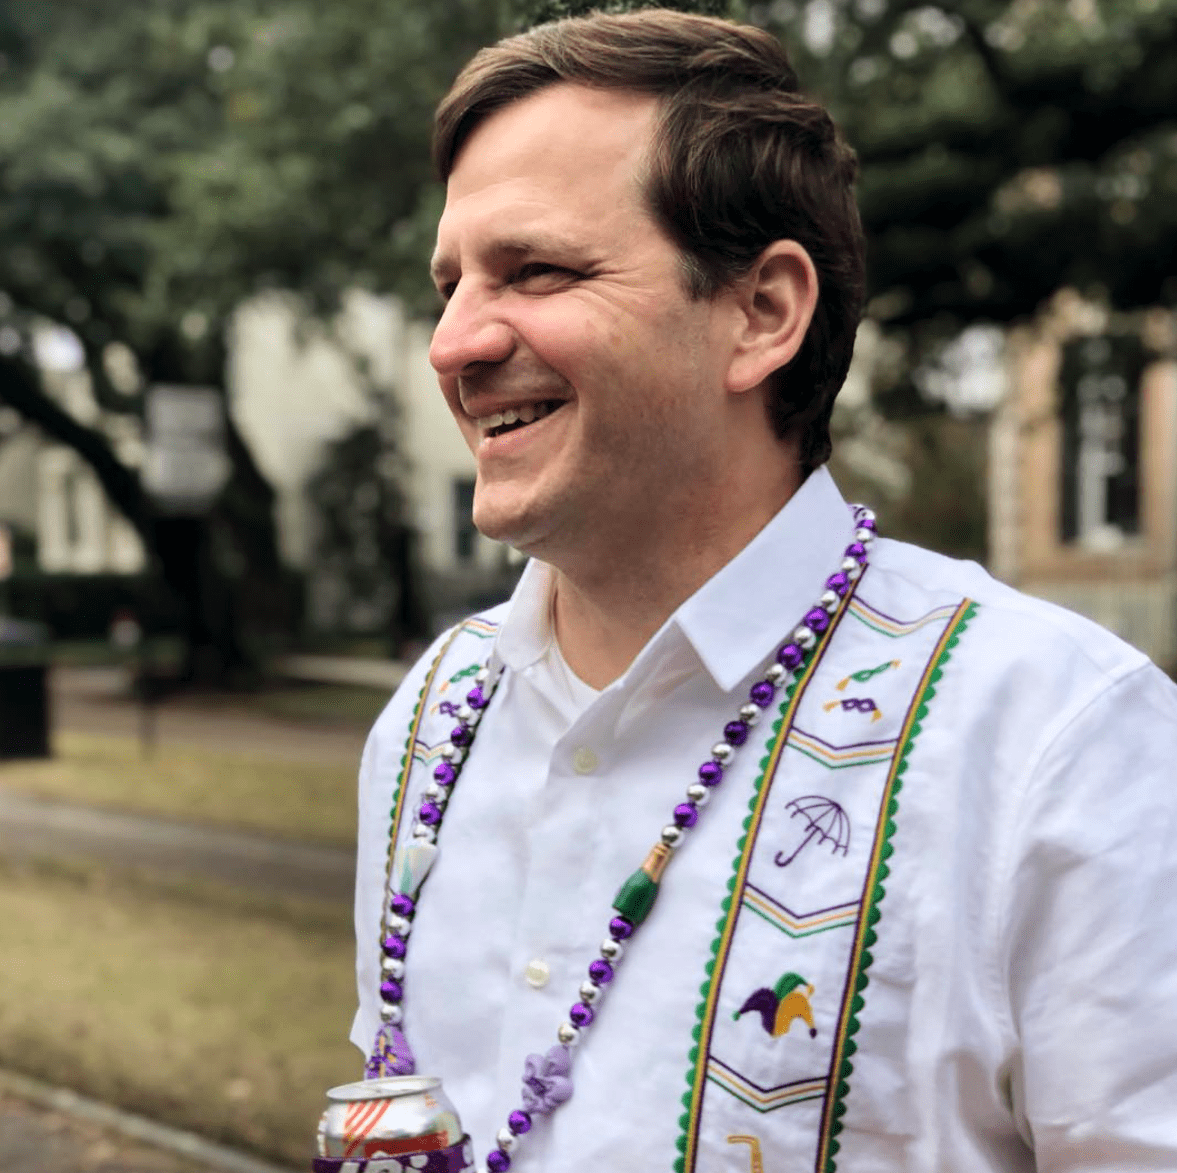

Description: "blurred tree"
0 0 493 681
745 0 1177 381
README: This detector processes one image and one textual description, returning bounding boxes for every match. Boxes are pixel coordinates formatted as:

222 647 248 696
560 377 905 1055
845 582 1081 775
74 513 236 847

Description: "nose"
429 282 515 377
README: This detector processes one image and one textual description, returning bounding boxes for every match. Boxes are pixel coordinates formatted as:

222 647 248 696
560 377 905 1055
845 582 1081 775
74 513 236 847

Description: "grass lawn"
0 856 362 1166
0 732 357 848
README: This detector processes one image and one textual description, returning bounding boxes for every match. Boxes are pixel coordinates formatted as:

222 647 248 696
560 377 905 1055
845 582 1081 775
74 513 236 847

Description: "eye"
509 262 579 291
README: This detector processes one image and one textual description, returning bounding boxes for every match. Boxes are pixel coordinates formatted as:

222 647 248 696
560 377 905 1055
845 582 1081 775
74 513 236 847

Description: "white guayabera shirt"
353 468 1177 1173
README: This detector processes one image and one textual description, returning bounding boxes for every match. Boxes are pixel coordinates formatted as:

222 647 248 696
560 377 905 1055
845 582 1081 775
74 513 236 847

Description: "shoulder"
867 536 1155 693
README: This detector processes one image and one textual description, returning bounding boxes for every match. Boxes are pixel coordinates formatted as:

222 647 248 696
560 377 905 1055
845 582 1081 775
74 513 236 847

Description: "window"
453 477 477 562
1059 335 1144 548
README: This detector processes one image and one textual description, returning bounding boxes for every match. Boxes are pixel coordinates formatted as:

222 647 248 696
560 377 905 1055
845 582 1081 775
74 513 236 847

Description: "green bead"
613 868 659 925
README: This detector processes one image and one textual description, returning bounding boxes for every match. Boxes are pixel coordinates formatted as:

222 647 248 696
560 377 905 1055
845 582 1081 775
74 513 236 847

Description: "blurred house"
989 291 1177 668
13 293 512 636
228 290 513 632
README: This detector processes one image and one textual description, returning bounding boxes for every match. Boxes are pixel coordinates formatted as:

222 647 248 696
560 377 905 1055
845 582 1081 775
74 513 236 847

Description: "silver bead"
793 626 816 650
600 938 624 962
381 957 405 979
579 980 603 1004
379 1002 403 1024
412 824 437 843
855 527 874 544
388 915 412 937
711 742 734 764
686 783 710 806
764 662 788 685
496 1128 518 1154
457 704 474 724
661 824 685 848
820 589 840 612
439 743 457 761
423 782 442 801
475 667 490 685
738 703 760 726
557 1022 581 1046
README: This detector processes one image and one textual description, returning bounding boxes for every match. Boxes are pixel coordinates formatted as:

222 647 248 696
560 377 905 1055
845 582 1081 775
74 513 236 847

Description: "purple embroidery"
365 1022 416 1078
520 1045 574 1113
774 795 850 867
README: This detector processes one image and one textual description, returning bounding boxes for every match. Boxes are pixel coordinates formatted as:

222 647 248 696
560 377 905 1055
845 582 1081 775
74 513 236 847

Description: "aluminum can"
313 1076 475 1173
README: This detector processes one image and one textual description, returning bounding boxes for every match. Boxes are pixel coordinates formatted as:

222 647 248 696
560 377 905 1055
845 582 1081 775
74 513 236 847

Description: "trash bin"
0 617 50 759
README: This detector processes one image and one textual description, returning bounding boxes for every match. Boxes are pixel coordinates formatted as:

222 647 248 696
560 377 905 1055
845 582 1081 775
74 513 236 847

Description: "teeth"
477 400 558 432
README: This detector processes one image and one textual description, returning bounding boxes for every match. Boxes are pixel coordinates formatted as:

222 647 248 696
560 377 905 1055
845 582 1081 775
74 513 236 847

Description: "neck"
550 465 805 690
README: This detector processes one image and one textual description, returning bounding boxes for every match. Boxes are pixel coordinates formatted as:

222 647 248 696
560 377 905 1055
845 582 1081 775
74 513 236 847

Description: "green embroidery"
447 664 481 685
817 599 977 1172
835 659 899 690
673 585 855 1173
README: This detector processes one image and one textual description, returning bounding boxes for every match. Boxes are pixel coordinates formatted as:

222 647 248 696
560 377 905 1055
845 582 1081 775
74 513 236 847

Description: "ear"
724 241 819 396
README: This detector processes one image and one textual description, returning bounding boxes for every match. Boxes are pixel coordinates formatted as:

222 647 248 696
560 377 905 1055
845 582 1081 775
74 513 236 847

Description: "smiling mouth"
477 399 566 438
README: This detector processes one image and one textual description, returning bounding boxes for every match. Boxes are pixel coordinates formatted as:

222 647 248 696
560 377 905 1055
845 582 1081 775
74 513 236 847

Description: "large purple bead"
588 958 614 984
433 761 456 786
724 720 749 746
487 1151 511 1172
419 802 442 826
569 1002 594 1027
381 935 407 959
466 686 486 709
846 540 867 562
857 516 876 531
777 643 804 670
379 979 403 1003
825 571 850 596
609 916 634 940
450 724 473 748
508 1110 532 1135
804 606 830 633
673 802 699 828
698 761 724 787
389 894 415 918
749 680 776 708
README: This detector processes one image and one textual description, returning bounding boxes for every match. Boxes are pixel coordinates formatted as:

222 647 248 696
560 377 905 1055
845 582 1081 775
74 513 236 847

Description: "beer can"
313 1075 475 1173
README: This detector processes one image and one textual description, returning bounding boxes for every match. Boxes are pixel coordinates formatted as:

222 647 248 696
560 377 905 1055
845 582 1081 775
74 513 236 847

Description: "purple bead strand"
375 664 503 1033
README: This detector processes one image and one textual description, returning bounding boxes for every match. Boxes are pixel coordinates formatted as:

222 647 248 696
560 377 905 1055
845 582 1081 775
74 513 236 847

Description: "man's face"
429 84 740 565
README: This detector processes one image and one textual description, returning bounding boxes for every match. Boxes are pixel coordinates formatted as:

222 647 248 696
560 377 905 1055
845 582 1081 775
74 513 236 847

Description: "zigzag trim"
786 726 898 770
742 885 860 939
816 599 978 1173
847 597 960 639
706 1057 827 1114
674 578 859 1173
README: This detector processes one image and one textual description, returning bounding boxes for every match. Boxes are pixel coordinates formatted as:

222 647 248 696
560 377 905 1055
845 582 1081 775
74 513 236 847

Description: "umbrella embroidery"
734 972 818 1039
774 794 851 868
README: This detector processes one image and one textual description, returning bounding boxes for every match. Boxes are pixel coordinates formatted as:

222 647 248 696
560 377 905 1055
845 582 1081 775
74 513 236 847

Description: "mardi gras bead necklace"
368 506 877 1172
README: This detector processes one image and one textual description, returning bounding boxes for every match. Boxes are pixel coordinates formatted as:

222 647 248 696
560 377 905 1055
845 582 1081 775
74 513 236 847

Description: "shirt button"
572 746 599 774
524 959 550 989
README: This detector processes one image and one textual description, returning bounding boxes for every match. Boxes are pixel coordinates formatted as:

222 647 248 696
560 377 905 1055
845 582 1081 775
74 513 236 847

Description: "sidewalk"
0 1071 298 1173
0 669 361 1172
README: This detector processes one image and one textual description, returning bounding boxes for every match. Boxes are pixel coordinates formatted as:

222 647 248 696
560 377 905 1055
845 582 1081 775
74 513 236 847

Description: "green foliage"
746 0 1177 335
515 0 735 29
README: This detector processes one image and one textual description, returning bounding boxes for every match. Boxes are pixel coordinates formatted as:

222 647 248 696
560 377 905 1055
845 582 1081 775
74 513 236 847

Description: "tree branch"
0 354 151 543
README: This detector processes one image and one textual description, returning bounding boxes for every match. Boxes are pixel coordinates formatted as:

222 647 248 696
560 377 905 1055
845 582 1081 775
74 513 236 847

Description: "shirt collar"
493 466 855 692
672 466 855 691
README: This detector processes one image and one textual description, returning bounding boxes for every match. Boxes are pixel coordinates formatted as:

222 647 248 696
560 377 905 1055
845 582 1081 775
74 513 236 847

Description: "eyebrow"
430 233 589 287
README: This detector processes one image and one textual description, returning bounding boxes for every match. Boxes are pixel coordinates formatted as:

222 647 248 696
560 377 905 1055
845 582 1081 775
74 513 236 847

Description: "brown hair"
434 8 865 470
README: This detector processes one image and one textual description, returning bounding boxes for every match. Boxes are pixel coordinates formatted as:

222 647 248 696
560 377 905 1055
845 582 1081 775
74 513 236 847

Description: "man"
352 10 1177 1172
